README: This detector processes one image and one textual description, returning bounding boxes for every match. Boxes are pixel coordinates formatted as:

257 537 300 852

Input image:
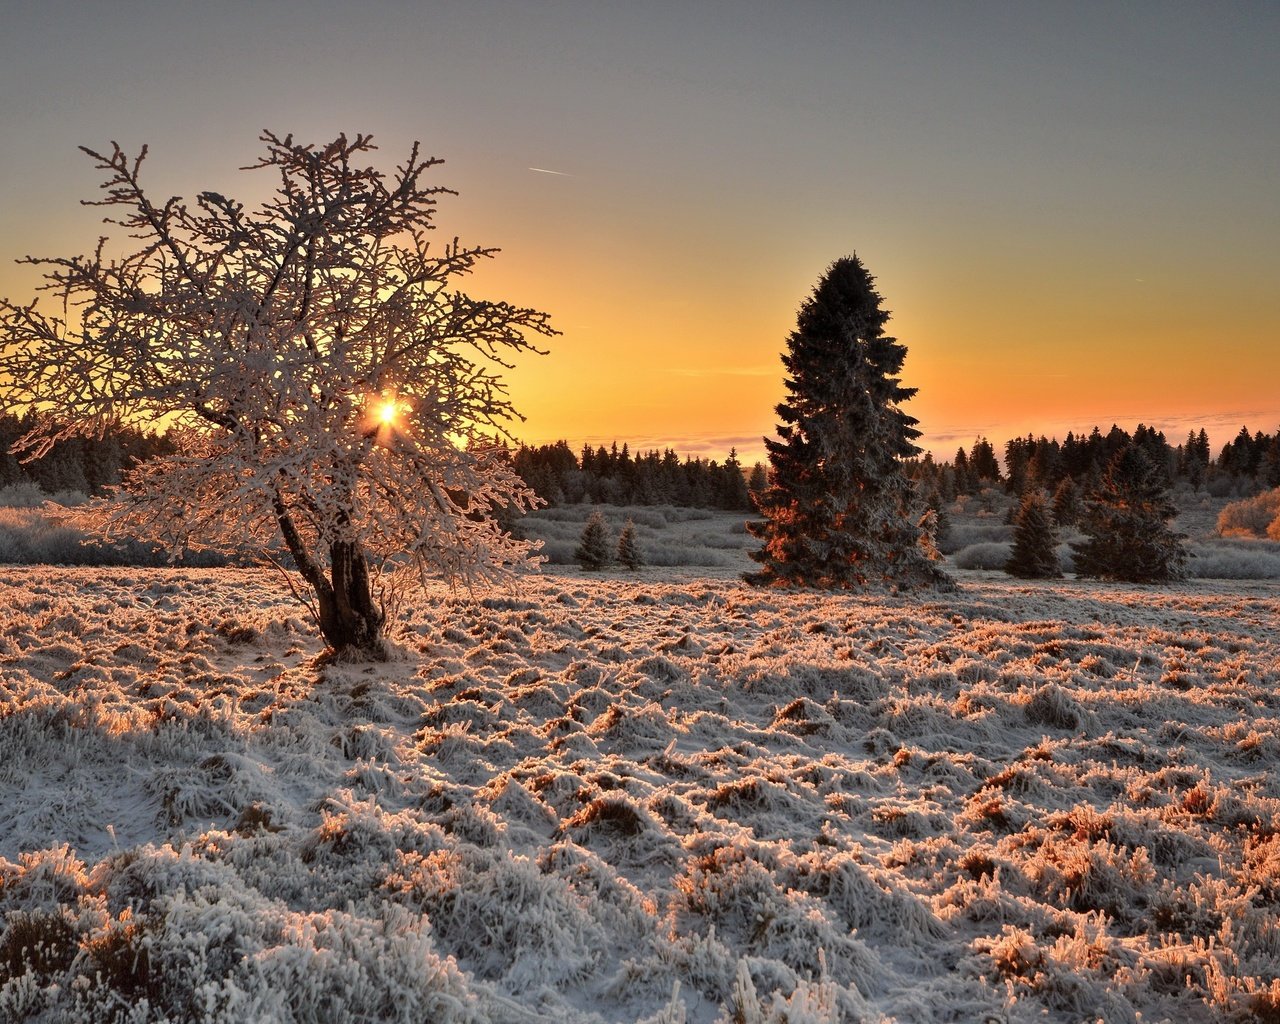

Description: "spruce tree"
1051 476 1082 527
746 255 952 590
746 463 769 506
575 510 611 571
1073 444 1188 583
616 518 642 570
1006 491 1062 579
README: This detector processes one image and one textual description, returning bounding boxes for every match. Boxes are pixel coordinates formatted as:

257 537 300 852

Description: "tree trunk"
273 489 386 660
317 537 387 659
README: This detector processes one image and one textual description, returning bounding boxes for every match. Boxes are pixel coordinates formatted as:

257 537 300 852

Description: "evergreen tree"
953 447 972 495
1073 444 1188 583
969 437 1001 484
923 489 950 546
1051 476 1082 527
616 518 642 570
575 510 611 571
746 255 953 590
746 462 769 506
1179 429 1207 491
719 448 752 510
1263 430 1280 489
1006 491 1061 578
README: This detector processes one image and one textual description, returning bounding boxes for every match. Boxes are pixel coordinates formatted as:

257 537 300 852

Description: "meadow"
2 494 1280 1021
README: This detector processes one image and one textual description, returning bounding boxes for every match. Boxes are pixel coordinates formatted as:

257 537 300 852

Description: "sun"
363 394 407 439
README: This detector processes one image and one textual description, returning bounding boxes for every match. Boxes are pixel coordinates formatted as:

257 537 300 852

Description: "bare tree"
0 132 556 658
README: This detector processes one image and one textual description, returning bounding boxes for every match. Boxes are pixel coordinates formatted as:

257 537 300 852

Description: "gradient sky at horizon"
2 1 1276 465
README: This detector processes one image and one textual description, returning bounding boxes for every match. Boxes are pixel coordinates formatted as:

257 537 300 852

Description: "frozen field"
2 565 1279 1022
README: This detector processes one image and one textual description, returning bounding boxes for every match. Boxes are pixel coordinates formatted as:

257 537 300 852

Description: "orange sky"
1 3 1276 466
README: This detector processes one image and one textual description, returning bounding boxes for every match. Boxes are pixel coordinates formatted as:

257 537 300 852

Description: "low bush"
940 522 1012 555
952 542 1013 570
1186 540 1280 580
0 505 238 568
1217 488 1280 539
0 482 89 509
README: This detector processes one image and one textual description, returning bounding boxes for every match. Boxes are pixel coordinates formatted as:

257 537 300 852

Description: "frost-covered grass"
942 493 1280 580
0 506 235 568
2 566 1280 1022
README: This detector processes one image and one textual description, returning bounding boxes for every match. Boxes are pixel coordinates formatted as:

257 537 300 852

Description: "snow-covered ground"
2 565 1279 1022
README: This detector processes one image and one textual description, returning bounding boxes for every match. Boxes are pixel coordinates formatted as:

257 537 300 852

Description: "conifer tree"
1073 444 1188 583
747 463 769 506
746 255 953 590
616 518 642 570
1006 491 1062 578
575 510 611 571
719 448 752 510
1051 476 1082 527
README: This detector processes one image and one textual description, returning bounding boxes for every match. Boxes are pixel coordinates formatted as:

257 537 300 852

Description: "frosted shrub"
1217 487 1280 538
0 482 47 508
938 521 1012 555
1187 540 1280 579
952 542 1012 570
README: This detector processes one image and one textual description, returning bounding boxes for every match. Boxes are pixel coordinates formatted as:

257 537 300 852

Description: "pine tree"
1006 492 1062 578
1073 444 1188 583
746 255 953 590
747 463 769 507
575 510 611 571
719 448 752 510
969 438 1001 484
616 518 642 570
1051 476 1082 527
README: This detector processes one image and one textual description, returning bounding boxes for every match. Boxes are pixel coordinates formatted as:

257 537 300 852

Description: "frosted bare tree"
0 132 555 658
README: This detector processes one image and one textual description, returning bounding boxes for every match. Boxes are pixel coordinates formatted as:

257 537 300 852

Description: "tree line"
11 407 1277 523
0 412 173 497
511 441 759 511
908 423 1280 505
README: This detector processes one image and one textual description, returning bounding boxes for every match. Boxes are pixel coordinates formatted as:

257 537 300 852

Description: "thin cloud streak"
666 366 776 378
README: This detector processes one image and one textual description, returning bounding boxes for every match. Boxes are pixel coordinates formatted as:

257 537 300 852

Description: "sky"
1 0 1276 465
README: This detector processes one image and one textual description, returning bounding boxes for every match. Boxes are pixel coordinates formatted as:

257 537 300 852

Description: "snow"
2 565 1279 1022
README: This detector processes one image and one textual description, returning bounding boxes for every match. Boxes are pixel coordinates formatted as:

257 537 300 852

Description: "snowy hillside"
2 566 1279 1022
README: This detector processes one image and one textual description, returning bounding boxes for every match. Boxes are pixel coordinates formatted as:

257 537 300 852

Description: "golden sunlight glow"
377 400 398 427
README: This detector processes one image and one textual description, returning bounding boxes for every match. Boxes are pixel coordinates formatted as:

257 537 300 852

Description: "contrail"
528 167 571 176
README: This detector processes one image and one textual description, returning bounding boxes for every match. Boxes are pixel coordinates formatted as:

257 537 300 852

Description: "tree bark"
319 537 387 659
273 488 386 659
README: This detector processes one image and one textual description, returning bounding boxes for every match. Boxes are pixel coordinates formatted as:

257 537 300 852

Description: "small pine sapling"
1006 491 1062 579
575 510 611 571
616 518 642 570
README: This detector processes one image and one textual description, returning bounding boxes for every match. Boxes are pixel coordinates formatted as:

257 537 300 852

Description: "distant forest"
905 424 1280 505
0 412 173 498
511 442 757 511
3 412 1279 511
